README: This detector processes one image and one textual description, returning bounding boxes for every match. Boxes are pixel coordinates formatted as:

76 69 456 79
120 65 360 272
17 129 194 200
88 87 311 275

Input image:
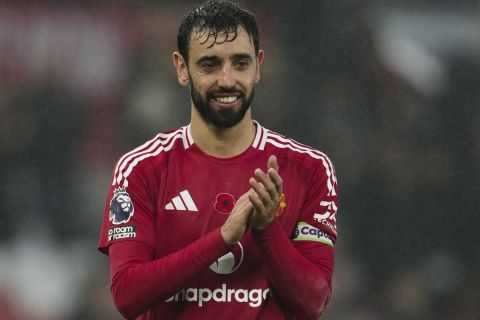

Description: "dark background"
0 1 479 319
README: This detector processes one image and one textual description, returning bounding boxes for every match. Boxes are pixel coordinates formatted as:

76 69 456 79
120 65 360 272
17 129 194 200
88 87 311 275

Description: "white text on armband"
108 226 136 241
166 284 270 307
292 221 333 247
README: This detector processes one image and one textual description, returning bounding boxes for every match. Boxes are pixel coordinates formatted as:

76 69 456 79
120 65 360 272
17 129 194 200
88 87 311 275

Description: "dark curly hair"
177 0 259 64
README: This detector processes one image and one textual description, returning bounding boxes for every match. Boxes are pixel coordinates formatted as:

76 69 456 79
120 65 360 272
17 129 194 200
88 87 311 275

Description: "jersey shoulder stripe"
112 132 166 185
113 127 187 187
266 132 329 158
262 130 337 196
251 121 265 149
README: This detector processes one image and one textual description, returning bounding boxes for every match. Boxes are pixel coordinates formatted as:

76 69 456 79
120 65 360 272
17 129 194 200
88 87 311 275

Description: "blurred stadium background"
1 1 479 319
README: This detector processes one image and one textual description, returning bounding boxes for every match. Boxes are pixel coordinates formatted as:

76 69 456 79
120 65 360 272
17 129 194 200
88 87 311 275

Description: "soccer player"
98 1 339 319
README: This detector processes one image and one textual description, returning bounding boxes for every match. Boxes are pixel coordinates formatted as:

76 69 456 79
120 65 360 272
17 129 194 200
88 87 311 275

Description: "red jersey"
98 121 339 319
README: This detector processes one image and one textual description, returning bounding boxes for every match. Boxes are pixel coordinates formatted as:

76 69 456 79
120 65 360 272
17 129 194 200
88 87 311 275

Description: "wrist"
220 225 236 246
252 218 282 240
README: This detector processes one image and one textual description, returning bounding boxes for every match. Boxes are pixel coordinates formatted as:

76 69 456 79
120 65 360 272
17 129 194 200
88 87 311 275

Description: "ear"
173 52 189 86
254 50 265 84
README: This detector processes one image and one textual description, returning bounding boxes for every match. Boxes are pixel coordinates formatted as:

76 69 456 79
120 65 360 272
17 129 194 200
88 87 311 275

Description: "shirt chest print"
164 190 198 212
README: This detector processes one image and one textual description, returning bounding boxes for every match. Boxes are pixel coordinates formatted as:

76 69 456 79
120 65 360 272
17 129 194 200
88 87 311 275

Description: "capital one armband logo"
109 186 134 224
292 222 333 247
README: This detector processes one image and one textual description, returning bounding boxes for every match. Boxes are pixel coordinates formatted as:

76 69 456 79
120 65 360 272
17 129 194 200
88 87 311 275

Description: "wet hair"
177 0 259 64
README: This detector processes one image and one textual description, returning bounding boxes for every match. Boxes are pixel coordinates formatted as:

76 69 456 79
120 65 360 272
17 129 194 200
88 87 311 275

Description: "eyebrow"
195 53 253 66
196 55 221 66
231 53 253 62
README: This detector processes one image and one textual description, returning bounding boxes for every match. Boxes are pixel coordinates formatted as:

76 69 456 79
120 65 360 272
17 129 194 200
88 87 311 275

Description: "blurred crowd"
0 1 479 319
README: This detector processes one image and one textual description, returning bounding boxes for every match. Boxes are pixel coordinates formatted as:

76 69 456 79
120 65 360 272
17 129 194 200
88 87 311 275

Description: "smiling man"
98 1 339 319
183 29 258 129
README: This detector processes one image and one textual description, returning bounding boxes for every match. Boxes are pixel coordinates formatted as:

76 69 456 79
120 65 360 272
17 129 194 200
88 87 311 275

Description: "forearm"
109 228 229 319
252 220 334 319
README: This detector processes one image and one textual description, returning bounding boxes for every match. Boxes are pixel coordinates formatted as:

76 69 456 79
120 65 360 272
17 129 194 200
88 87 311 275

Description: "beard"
190 80 254 129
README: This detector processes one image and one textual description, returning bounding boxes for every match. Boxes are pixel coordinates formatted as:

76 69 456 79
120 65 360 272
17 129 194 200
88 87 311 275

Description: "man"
98 1 339 319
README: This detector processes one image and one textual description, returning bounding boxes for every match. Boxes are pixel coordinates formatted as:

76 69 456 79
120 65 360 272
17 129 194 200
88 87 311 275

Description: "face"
174 27 264 128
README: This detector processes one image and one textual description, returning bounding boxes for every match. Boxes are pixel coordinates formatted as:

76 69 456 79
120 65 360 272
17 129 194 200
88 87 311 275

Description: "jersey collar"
183 120 265 150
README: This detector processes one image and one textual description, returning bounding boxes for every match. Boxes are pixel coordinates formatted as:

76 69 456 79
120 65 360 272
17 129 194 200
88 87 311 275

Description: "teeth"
215 96 238 104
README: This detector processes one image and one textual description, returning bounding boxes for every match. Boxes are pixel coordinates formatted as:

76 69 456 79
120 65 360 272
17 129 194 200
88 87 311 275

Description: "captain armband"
291 221 333 247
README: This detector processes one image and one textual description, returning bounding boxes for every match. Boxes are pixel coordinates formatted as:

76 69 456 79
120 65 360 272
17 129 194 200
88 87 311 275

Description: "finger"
239 197 254 211
267 155 279 171
231 191 253 212
267 168 283 194
248 189 265 213
252 170 279 204
249 177 272 206
236 191 251 203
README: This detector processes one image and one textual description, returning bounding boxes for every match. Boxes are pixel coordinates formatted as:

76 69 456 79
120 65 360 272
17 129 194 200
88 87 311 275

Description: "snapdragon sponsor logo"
292 221 333 247
209 242 244 275
108 225 136 241
166 284 270 307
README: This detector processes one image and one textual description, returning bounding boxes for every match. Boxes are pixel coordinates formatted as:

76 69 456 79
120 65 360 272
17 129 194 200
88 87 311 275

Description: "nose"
218 65 233 88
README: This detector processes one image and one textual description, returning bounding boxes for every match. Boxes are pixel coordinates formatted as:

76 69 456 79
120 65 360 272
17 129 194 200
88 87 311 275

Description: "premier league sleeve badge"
109 186 135 224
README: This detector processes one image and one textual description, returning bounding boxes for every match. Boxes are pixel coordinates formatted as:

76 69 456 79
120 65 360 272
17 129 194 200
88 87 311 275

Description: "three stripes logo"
165 190 198 212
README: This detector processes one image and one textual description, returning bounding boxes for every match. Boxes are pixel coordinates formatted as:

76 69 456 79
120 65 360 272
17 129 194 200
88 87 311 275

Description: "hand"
220 192 254 245
248 155 283 230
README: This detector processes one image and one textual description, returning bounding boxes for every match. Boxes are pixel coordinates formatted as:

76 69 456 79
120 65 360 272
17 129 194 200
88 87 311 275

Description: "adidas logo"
165 190 198 212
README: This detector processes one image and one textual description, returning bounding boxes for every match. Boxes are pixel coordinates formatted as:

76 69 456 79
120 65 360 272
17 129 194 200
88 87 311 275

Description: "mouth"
210 93 243 108
214 96 239 104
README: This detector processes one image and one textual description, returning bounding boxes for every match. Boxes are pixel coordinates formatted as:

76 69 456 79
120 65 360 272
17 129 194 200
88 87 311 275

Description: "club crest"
276 193 286 217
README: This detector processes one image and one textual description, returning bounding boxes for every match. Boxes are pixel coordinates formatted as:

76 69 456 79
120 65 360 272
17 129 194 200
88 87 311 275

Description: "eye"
235 60 250 69
200 61 218 72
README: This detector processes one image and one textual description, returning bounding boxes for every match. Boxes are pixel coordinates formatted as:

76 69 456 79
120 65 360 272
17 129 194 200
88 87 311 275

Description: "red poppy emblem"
214 193 236 214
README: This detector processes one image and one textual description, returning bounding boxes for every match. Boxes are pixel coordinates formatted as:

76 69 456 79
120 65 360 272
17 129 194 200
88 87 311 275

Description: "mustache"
207 87 244 96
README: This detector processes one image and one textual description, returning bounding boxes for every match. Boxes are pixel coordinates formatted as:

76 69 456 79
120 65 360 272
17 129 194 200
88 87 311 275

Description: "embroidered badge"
276 193 286 217
109 186 134 224
214 193 236 214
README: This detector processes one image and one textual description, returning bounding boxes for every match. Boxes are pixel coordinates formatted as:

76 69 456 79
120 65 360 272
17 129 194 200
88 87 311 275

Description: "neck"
190 108 255 158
